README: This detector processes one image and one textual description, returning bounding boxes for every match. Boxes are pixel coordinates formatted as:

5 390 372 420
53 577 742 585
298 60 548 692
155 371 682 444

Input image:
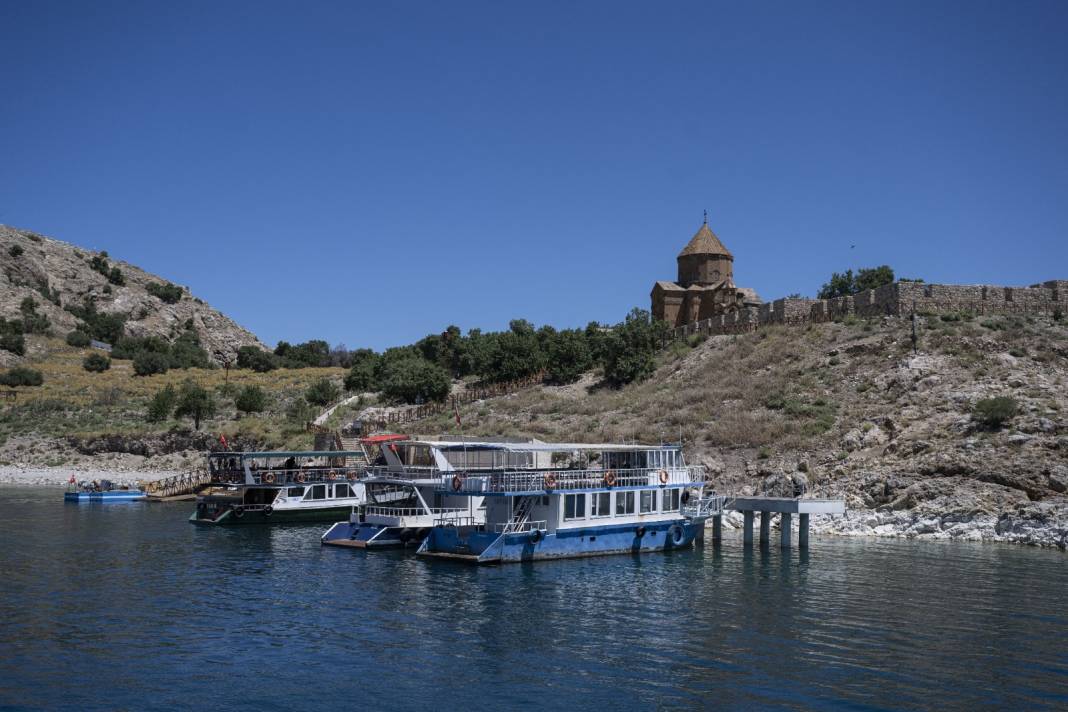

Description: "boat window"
334 484 353 498
306 485 327 501
615 491 635 515
563 493 586 520
288 487 305 498
640 490 656 513
662 489 680 512
591 492 611 518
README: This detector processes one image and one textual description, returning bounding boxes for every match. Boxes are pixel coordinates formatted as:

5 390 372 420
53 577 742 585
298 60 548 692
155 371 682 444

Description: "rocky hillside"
406 314 1068 548
1 224 265 366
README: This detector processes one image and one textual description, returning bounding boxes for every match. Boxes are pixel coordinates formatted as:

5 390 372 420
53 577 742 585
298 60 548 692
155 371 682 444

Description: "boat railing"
441 466 707 494
495 520 548 534
681 494 726 519
211 466 364 487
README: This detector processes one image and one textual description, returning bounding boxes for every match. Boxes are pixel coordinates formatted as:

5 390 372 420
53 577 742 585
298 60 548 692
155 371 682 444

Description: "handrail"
211 466 365 487
439 466 707 494
495 520 547 534
681 495 725 519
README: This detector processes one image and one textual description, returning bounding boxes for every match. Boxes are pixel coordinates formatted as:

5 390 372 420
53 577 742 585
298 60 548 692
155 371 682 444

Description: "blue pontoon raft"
64 479 145 502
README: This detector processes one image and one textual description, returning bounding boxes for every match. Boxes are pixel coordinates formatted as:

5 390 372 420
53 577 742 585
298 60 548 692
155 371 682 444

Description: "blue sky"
2 1 1066 350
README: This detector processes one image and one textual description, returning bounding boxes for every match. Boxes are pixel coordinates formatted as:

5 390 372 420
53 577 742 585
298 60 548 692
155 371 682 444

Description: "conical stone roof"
678 222 732 258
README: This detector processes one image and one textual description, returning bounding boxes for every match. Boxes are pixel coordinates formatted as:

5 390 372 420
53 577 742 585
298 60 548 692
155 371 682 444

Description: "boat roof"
405 440 680 453
206 451 366 458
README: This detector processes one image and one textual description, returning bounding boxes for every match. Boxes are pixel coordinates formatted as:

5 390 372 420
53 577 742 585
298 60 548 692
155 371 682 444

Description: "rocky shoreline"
0 465 180 488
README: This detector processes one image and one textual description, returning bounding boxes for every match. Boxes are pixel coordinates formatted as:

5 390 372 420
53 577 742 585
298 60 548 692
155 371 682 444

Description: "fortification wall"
670 278 1064 341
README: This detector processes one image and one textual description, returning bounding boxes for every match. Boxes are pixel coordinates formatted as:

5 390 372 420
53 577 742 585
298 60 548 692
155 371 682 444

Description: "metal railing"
495 520 547 534
211 466 364 487
440 466 707 494
681 495 726 519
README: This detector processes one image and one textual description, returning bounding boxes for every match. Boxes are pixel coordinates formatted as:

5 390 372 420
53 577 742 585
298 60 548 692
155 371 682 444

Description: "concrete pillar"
799 513 810 549
712 515 722 542
743 511 754 545
781 513 792 548
759 511 771 545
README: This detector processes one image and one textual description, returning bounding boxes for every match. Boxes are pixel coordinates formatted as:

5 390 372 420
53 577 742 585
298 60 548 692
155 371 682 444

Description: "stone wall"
671 279 1066 340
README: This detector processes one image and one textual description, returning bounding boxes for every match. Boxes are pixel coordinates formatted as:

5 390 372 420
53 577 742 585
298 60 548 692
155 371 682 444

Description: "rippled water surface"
0 489 1066 711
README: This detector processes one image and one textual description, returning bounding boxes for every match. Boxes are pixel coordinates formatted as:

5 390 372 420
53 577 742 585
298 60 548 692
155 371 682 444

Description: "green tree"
817 270 856 299
236 345 277 372
146 282 183 304
305 378 341 406
66 330 91 347
82 353 111 372
545 329 592 384
972 397 1018 430
344 349 381 392
0 333 25 356
147 384 177 422
818 265 895 298
107 266 125 286
133 350 170 376
168 331 211 369
18 297 50 335
174 380 215 430
602 308 668 387
234 385 268 415
381 356 450 403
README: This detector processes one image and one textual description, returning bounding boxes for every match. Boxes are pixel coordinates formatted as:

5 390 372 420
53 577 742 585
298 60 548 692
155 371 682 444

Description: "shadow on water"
1 489 1066 711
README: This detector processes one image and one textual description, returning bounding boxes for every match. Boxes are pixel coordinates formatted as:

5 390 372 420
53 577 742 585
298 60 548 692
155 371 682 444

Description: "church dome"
678 222 733 259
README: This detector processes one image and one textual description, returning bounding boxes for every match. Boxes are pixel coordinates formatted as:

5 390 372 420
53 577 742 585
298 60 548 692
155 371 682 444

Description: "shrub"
174 380 215 430
133 350 170 376
147 384 177 422
380 357 450 404
545 329 592 385
305 378 341 407
82 353 111 373
602 308 669 387
236 345 277 372
107 267 125 286
0 367 44 387
235 385 268 414
146 282 183 304
286 396 317 425
66 330 91 348
973 397 1018 430
0 333 25 356
344 349 381 391
18 297 50 335
64 300 126 344
8 245 23 258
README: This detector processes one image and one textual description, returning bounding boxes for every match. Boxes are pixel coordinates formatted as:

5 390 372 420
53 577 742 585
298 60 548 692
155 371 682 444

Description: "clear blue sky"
2 1 1066 351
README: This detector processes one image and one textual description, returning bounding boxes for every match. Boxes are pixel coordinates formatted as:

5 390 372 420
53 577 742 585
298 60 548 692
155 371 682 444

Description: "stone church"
650 218 761 326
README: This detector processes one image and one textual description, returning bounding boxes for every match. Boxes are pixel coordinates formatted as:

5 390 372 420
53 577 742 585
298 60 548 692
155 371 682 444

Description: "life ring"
668 524 685 546
635 525 646 538
296 473 306 484
543 472 557 490
530 529 542 543
451 474 463 492
263 472 275 484
658 469 669 485
264 505 273 517
232 507 244 519
603 471 616 487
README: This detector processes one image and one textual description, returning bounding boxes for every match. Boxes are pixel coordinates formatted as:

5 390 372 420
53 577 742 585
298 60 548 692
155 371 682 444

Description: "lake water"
0 489 1065 711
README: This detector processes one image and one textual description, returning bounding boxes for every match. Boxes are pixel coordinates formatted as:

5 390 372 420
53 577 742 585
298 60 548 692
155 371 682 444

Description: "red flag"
219 433 229 450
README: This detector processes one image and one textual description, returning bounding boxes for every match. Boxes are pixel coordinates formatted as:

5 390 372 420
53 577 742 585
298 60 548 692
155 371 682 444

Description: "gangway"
140 471 213 501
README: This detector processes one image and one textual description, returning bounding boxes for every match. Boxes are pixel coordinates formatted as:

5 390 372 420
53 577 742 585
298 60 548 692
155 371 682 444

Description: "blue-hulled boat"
322 439 723 563
64 479 145 502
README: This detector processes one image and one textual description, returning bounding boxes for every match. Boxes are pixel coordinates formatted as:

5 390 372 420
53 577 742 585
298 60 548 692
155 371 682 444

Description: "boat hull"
64 490 145 502
189 505 355 525
418 520 700 564
320 521 429 549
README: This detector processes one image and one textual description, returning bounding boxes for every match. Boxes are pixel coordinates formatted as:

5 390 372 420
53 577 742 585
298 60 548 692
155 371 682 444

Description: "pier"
708 496 846 549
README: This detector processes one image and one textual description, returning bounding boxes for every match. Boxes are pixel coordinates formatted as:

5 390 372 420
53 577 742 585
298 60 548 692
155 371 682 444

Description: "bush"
235 385 268 414
602 308 668 387
0 333 25 356
18 297 50 335
146 282 183 304
545 329 592 385
972 397 1018 430
286 396 317 425
8 245 23 258
174 380 215 430
381 357 451 404
305 378 341 407
0 367 44 387
66 330 91 347
236 346 277 372
107 267 125 286
82 353 111 372
133 350 170 376
65 300 126 344
147 384 177 422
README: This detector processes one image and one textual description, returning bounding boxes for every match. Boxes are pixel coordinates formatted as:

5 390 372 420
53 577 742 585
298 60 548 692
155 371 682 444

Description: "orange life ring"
658 469 669 485
543 472 557 490
451 474 463 492
603 471 616 487
296 473 306 484
263 472 276 484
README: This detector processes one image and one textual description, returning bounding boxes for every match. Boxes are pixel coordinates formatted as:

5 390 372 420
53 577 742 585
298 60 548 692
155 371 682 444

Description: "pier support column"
743 511 754 545
712 515 722 543
780 513 792 549
799 513 810 549
759 511 770 546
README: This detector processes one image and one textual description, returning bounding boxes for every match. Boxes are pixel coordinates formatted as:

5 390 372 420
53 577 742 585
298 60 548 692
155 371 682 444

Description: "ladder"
510 495 538 528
